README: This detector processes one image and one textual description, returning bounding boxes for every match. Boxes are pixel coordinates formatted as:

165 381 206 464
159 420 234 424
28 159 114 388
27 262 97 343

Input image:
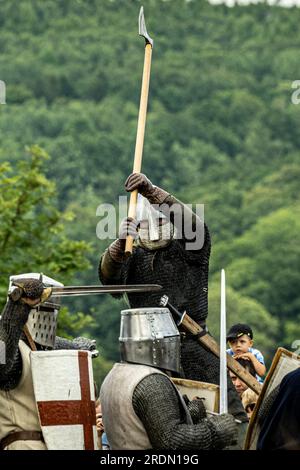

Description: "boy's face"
228 334 253 354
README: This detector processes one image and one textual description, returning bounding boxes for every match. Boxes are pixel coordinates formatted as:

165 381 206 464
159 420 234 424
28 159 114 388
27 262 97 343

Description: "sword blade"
220 269 228 414
50 284 162 297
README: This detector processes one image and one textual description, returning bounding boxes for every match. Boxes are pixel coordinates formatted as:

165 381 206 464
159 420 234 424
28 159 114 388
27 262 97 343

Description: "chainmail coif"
132 373 237 450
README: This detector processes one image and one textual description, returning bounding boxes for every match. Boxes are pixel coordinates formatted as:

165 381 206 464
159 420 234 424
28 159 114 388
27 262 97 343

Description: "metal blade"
139 6 153 47
50 284 162 297
220 269 228 414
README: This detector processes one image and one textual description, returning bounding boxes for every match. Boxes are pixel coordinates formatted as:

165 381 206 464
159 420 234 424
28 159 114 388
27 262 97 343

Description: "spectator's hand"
233 352 253 362
125 173 154 198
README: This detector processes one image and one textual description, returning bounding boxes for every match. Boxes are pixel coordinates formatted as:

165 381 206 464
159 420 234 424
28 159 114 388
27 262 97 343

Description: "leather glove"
9 278 51 306
125 173 154 198
125 172 170 206
73 337 99 358
108 217 138 263
118 217 139 241
208 413 238 449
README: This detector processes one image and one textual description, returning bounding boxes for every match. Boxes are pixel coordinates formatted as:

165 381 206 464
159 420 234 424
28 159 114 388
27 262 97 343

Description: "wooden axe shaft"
125 43 152 256
181 314 263 395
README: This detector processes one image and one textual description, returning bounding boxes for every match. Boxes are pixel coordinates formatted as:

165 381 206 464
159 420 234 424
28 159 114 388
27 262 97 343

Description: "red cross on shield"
31 350 98 450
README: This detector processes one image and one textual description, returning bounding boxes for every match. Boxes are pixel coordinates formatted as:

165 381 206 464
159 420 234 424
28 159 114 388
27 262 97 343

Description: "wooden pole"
125 43 153 256
181 314 262 395
125 7 153 256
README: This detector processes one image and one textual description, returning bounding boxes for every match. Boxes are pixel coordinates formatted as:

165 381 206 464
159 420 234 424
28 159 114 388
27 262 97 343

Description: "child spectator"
241 388 258 420
95 398 103 449
95 399 110 450
226 323 266 383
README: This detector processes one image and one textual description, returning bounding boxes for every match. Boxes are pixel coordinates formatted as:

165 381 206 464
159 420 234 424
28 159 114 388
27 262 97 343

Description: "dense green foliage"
0 0 300 378
0 146 112 381
0 145 90 296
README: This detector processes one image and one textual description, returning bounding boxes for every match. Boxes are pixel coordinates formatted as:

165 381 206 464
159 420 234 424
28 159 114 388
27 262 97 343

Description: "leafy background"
0 0 299 383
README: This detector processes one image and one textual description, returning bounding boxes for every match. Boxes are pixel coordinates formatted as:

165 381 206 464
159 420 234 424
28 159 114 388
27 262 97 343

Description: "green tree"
0 145 91 302
207 281 278 364
211 205 300 347
0 0 300 368
0 145 112 380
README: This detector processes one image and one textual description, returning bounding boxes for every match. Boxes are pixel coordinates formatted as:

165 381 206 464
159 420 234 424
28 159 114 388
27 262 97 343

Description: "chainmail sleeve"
54 336 78 349
54 336 97 355
0 299 31 390
98 243 133 300
99 246 123 285
54 336 87 350
132 373 236 450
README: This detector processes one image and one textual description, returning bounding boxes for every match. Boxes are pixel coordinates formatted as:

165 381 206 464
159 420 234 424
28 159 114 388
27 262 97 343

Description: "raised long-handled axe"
160 294 262 396
125 6 154 256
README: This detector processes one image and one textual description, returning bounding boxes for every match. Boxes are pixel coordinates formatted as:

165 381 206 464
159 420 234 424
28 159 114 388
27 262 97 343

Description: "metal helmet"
8 273 63 349
136 194 173 250
119 307 181 373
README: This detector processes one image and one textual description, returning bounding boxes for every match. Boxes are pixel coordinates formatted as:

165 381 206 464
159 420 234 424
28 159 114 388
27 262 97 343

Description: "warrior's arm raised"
132 373 237 450
99 172 210 284
125 173 211 254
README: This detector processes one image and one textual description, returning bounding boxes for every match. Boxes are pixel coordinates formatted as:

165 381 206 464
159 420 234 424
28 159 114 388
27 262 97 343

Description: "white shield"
31 350 99 450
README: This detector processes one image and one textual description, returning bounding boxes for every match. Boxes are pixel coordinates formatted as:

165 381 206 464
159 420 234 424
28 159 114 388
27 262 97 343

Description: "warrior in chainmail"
99 173 247 429
100 307 237 450
0 274 98 450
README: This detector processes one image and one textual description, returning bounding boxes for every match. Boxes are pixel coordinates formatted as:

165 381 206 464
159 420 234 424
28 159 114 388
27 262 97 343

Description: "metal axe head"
139 6 153 47
160 294 169 307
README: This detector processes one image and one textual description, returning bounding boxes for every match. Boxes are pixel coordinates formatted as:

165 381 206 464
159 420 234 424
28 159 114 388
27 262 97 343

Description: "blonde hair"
241 388 257 410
